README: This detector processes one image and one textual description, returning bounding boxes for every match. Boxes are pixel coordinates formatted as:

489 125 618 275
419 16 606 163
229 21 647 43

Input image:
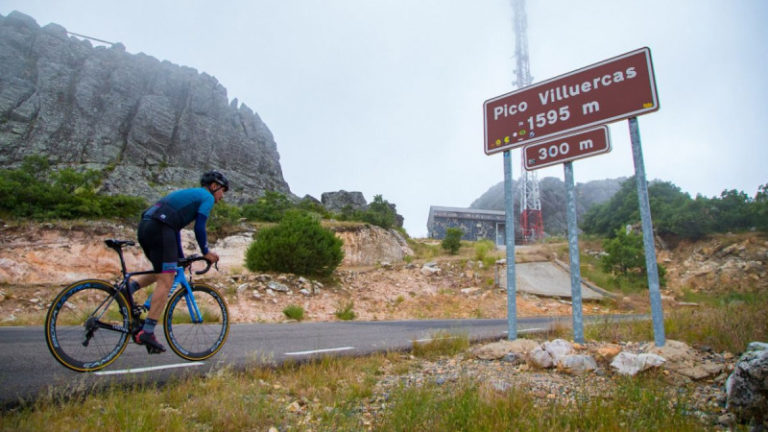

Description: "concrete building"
427 206 506 245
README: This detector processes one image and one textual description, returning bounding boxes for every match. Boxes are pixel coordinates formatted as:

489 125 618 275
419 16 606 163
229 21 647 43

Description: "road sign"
523 126 611 170
484 47 658 155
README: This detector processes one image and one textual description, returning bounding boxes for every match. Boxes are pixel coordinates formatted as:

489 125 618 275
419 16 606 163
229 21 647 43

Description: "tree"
600 228 645 275
242 191 292 222
442 227 463 255
600 227 666 286
755 184 768 232
361 194 398 229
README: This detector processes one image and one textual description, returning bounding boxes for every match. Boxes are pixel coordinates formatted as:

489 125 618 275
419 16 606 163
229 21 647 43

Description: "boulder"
558 354 598 375
321 191 368 213
471 338 538 360
610 352 666 376
726 342 768 428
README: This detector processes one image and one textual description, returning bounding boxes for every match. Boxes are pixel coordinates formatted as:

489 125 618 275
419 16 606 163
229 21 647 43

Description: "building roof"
428 206 505 216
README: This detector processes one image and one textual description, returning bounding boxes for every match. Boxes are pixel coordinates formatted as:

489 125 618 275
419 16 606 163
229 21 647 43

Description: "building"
427 206 506 245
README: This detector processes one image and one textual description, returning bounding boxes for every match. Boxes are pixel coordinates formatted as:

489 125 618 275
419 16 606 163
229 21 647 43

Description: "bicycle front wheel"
164 283 229 361
44 279 131 372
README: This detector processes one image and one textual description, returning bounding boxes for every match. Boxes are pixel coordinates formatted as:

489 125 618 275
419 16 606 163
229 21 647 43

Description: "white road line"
94 362 206 376
284 346 355 356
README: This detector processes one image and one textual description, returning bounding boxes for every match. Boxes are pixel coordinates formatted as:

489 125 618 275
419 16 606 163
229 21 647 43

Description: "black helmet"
200 170 229 192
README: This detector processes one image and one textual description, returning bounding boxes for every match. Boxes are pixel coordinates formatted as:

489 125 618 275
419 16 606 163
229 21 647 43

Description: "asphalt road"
0 315 643 407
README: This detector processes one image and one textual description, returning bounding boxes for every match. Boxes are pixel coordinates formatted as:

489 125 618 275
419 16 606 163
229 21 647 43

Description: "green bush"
282 304 305 321
441 227 463 255
245 210 344 277
0 156 145 220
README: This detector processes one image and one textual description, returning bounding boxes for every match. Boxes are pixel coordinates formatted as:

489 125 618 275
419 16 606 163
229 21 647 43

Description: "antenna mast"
511 0 543 243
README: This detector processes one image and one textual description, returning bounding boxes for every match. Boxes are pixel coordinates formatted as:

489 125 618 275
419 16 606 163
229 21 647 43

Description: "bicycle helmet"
200 170 230 192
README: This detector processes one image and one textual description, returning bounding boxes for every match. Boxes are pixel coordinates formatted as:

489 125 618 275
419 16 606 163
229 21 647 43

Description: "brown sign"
523 126 611 170
484 47 658 155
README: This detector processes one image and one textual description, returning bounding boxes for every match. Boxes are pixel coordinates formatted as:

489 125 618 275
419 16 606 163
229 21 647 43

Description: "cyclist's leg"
45 280 131 372
135 219 178 353
164 283 229 361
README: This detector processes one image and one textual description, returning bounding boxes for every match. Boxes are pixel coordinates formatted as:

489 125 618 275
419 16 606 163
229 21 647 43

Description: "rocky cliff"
0 11 290 203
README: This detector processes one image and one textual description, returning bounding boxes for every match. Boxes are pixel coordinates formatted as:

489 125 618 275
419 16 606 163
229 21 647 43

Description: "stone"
648 339 696 363
321 191 367 213
594 344 622 362
267 281 290 293
610 352 666 376
557 354 598 375
726 342 768 427
528 345 555 369
421 263 441 276
472 339 537 360
543 339 574 363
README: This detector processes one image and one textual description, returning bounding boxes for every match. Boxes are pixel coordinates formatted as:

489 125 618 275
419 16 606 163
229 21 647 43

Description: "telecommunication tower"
511 0 544 243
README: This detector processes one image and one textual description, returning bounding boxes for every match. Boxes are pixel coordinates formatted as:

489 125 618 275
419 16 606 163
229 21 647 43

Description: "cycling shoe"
134 330 166 354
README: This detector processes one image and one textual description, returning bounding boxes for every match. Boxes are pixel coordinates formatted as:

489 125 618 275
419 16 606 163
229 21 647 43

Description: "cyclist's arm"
194 213 210 255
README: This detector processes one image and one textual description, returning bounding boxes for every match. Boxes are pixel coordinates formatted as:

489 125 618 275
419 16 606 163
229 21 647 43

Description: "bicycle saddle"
105 239 136 250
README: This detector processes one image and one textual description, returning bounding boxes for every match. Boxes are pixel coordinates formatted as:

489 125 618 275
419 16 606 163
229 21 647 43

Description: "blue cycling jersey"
143 187 215 254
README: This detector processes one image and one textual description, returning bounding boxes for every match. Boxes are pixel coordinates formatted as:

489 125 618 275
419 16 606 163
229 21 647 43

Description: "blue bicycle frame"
140 266 204 323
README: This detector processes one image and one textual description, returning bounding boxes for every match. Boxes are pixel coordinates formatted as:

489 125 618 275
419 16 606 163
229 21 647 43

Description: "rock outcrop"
0 11 290 203
727 342 768 428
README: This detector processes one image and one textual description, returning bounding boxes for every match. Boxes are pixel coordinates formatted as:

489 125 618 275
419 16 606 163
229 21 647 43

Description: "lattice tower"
511 0 544 243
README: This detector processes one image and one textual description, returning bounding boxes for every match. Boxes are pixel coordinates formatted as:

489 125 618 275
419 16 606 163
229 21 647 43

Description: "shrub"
282 304 305 321
441 228 463 255
245 210 344 277
335 301 356 320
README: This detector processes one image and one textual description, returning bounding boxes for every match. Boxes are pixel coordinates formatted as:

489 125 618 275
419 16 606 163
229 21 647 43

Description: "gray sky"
2 1 767 237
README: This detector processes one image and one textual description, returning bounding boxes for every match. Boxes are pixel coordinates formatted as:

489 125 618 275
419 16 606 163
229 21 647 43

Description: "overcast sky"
2 1 767 237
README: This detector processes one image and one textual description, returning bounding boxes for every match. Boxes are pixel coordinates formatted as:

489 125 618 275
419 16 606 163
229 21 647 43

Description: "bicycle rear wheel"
164 283 229 361
44 279 131 372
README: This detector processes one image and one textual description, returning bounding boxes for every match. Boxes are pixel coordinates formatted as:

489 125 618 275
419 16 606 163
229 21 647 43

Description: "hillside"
1 220 765 325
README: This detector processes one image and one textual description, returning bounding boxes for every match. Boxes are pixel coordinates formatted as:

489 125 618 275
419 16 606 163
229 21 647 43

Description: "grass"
376 373 702 431
334 300 356 321
1 334 719 432
411 331 469 359
585 292 768 353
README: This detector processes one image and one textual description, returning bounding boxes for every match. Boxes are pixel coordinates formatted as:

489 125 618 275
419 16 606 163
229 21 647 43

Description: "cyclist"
129 171 229 353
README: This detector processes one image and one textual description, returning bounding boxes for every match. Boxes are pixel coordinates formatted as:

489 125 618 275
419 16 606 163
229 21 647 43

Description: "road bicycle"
44 239 230 372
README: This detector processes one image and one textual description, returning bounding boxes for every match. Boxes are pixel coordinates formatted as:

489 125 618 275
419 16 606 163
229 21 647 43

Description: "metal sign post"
563 161 584 343
503 150 517 340
522 127 611 343
629 117 666 346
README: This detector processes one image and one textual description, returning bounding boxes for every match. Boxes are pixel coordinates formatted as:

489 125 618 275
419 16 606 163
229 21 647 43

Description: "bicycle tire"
44 279 131 372
164 283 229 361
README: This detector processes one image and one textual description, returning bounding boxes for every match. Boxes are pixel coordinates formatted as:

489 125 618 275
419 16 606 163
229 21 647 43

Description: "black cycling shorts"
138 218 178 273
